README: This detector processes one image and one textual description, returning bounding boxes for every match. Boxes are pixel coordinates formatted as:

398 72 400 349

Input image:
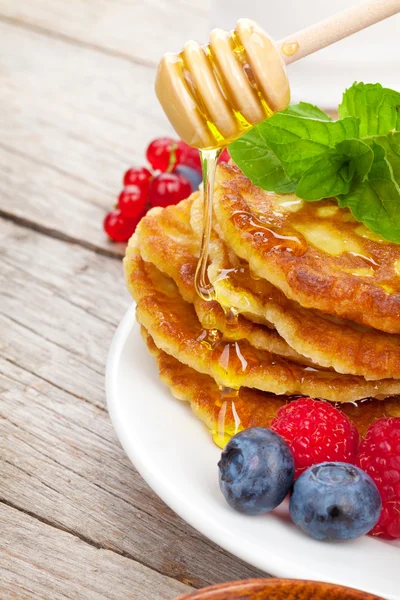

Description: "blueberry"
218 427 295 515
174 165 202 191
289 462 382 541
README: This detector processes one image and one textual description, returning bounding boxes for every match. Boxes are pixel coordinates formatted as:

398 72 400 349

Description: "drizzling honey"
194 149 221 302
156 19 291 445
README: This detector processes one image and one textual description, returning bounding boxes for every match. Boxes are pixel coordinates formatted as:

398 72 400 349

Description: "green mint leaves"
338 142 400 243
296 139 374 200
229 83 400 243
338 82 400 137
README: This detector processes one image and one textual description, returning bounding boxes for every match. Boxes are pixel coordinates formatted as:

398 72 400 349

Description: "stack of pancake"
124 162 400 447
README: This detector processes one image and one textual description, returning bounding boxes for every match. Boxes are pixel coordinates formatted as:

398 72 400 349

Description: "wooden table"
0 2 265 597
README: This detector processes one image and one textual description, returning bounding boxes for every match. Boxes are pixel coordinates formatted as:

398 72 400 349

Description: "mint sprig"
229 82 400 244
296 139 373 201
338 82 400 136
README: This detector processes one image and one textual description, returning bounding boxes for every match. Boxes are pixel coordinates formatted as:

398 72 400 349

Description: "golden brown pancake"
212 163 400 334
136 194 400 381
142 327 400 447
136 198 308 364
124 245 400 403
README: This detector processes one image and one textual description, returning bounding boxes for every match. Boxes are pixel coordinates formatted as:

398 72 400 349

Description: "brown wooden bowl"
174 579 384 600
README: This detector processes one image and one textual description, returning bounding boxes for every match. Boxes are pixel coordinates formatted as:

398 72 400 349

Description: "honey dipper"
155 0 400 149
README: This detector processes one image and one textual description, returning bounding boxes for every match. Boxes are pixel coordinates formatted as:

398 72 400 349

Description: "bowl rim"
173 578 384 600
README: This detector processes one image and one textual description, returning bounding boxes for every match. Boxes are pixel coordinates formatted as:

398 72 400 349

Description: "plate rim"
106 305 399 600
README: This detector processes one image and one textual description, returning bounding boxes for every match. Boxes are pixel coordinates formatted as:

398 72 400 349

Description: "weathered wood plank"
0 218 265 588
0 0 208 65
0 19 172 255
0 502 191 600
0 145 125 258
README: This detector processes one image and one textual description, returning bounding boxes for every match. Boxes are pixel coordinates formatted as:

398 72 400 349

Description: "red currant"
118 185 147 218
103 209 142 242
148 173 192 208
146 137 181 172
219 148 230 163
123 166 152 189
178 141 202 173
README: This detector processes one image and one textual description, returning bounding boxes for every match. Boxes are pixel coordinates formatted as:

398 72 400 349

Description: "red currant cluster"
103 137 230 242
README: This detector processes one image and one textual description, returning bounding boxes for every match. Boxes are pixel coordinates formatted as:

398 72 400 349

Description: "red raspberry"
271 398 359 477
356 417 400 539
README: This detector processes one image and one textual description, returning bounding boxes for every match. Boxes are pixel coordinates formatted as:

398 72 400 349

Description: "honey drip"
212 386 242 448
281 41 300 57
196 322 253 447
194 148 221 302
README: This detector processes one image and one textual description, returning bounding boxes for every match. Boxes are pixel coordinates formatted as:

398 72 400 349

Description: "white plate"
106 306 400 600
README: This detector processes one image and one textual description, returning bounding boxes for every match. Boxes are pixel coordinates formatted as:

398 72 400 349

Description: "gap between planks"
0 497 192 587
0 211 125 259
0 502 191 600
0 14 158 69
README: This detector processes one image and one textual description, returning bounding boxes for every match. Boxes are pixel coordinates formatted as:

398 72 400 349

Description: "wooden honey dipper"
155 0 400 149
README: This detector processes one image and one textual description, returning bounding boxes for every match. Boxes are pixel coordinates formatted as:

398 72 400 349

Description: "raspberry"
271 398 359 477
356 417 400 539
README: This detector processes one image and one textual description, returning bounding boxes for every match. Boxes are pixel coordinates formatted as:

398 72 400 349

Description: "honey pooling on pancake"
231 210 308 257
213 163 400 333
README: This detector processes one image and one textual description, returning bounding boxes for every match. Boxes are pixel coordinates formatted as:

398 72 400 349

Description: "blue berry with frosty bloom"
289 462 381 540
218 428 295 515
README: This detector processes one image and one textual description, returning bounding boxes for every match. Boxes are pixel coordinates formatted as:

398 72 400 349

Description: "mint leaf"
296 152 351 199
284 102 332 121
374 131 400 182
336 139 375 182
339 82 400 137
228 127 296 193
338 141 400 243
228 84 400 243
228 102 331 192
256 114 359 179
296 139 373 200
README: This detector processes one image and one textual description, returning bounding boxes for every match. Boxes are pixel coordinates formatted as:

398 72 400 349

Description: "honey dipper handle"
278 0 400 65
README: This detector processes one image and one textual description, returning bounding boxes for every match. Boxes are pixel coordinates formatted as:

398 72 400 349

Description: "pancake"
206 233 400 381
142 327 400 447
124 245 400 403
136 194 400 381
136 198 309 365
212 162 400 334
